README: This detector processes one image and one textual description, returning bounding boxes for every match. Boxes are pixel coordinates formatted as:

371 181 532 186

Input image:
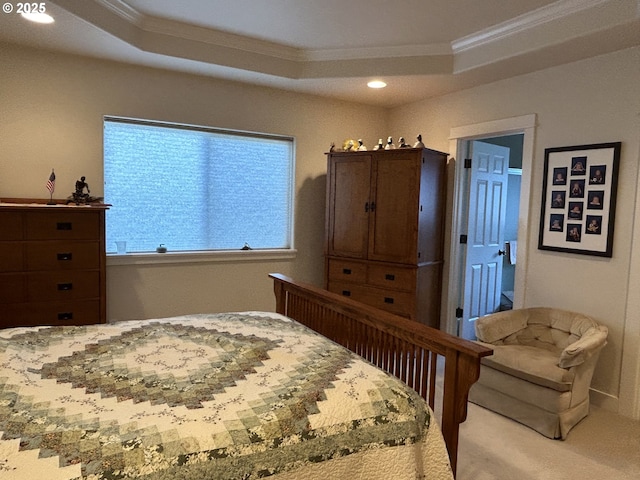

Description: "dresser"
0 200 109 328
324 147 447 328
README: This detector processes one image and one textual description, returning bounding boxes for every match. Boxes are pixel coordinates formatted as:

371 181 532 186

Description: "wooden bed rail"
270 273 492 476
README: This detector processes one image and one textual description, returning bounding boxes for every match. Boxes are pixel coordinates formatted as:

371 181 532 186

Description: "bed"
0 274 491 479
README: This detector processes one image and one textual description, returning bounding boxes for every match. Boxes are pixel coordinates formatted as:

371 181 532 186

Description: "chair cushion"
559 326 608 368
475 309 528 344
476 341 574 392
476 307 601 351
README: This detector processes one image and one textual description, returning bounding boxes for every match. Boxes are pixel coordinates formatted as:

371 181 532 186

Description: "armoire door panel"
327 155 371 258
368 153 419 263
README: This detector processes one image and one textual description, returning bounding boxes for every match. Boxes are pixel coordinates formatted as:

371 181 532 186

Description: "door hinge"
459 234 468 244
456 307 464 318
464 158 472 168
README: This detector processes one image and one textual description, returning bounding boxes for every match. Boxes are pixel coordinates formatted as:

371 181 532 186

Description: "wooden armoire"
324 147 447 328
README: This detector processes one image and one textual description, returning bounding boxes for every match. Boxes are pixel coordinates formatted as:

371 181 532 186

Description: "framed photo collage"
538 142 621 257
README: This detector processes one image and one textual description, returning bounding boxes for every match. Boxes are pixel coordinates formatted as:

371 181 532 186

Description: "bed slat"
270 273 492 477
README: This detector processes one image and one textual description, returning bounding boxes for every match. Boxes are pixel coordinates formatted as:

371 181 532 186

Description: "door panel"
461 141 510 339
467 263 482 318
327 156 371 258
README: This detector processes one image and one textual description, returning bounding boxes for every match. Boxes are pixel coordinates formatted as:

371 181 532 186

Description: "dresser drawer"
0 299 101 328
0 242 25 272
26 211 100 240
27 271 100 301
327 258 367 283
0 272 99 303
367 264 416 292
0 273 27 303
0 212 24 240
26 241 99 270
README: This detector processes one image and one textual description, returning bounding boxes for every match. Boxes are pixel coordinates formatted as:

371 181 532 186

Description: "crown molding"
49 0 456 78
93 0 304 61
50 0 636 80
91 0 450 63
92 0 617 61
140 15 305 62
304 43 452 62
452 0 611 53
93 0 141 24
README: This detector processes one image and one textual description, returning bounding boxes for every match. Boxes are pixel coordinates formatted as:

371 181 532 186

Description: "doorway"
443 114 536 337
458 136 522 339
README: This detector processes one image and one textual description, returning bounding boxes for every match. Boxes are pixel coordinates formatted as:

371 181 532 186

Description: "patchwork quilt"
0 312 453 479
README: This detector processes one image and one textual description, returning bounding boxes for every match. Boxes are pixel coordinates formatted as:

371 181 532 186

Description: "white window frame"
103 116 297 266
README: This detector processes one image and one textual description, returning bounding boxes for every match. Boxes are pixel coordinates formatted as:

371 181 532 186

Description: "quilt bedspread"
0 312 453 479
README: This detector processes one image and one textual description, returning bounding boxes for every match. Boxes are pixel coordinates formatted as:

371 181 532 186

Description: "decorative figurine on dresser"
324 143 447 328
0 198 109 328
67 176 104 205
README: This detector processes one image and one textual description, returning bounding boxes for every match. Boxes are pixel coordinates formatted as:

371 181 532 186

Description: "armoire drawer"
0 299 101 328
327 282 415 318
26 241 99 271
367 264 416 292
327 258 367 283
26 211 100 240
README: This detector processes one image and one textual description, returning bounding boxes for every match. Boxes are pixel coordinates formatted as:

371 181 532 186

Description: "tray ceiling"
1 0 638 107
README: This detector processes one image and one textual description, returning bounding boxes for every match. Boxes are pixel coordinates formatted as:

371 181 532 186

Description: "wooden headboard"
270 273 492 476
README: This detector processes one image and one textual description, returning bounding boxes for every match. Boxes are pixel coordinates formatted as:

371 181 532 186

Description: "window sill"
107 249 297 266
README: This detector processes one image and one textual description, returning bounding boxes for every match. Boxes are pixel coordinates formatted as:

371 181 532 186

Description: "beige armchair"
468 307 608 439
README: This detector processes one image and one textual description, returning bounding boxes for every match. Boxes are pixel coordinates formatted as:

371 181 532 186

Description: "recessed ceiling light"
367 80 387 89
21 12 55 24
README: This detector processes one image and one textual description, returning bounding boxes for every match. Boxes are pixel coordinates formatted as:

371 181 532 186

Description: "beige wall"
390 46 640 417
0 42 388 318
2 42 638 418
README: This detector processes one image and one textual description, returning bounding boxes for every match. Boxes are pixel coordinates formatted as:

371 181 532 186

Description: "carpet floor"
456 403 640 479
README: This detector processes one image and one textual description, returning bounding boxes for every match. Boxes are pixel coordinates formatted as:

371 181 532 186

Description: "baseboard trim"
590 388 619 413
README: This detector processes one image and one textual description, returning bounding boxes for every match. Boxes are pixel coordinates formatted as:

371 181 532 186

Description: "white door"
460 141 510 339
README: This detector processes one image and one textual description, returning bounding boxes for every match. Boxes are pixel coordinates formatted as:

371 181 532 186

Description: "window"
104 117 294 255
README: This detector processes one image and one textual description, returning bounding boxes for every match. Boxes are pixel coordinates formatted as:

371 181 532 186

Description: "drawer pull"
384 297 395 304
342 290 351 297
57 283 73 291
57 312 73 320
56 222 72 231
342 268 352 275
57 253 73 261
385 274 396 281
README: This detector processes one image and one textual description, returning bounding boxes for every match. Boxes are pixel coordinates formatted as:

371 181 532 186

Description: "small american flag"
46 169 56 194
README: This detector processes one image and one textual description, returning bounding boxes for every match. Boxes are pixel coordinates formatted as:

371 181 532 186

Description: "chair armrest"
559 326 608 368
475 310 528 343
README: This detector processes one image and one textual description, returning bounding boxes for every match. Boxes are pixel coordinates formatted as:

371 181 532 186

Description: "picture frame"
538 142 621 257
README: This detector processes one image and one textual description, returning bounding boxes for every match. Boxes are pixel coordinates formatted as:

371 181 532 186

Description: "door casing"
443 114 536 336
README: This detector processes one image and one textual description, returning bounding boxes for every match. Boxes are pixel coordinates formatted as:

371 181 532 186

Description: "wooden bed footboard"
270 273 492 476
